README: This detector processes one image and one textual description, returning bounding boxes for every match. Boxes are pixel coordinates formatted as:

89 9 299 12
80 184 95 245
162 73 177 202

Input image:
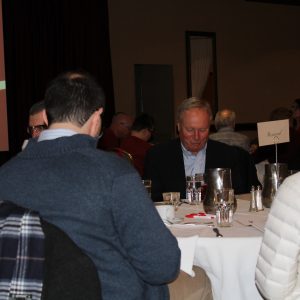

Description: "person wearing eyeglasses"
22 100 48 150
27 100 48 138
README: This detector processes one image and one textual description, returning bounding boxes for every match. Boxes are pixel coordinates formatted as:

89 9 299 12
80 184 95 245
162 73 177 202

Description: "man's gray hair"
177 97 213 122
214 109 236 131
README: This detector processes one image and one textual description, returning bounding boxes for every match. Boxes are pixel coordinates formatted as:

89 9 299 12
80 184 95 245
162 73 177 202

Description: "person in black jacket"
144 97 259 201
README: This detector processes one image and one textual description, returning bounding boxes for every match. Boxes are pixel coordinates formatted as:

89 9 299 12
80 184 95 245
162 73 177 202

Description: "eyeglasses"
27 124 47 136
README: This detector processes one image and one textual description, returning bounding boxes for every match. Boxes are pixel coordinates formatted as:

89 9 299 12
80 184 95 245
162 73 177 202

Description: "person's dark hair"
292 98 300 110
269 107 292 121
131 113 154 132
111 112 130 124
29 100 45 116
44 71 105 126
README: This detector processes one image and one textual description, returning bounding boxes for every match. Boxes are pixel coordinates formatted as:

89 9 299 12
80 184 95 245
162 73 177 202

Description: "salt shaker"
249 186 258 212
255 186 264 211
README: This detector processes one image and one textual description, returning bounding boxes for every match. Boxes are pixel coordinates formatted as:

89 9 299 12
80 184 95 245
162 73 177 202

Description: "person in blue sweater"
0 71 180 300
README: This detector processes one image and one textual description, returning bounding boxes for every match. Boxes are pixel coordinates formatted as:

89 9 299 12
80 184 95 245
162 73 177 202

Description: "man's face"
114 115 133 139
28 111 46 138
177 108 210 154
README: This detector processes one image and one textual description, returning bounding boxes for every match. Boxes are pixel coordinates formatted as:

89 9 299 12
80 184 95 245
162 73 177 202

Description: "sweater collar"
21 134 98 158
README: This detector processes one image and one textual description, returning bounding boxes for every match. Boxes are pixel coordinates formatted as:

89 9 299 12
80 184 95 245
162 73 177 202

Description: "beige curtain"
190 37 213 99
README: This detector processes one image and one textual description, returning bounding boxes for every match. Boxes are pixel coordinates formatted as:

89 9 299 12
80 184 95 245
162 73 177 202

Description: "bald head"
214 109 236 131
110 112 133 139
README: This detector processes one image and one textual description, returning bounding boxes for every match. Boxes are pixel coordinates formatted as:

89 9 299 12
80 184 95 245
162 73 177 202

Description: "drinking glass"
162 192 181 210
214 188 234 227
186 174 206 205
195 173 207 202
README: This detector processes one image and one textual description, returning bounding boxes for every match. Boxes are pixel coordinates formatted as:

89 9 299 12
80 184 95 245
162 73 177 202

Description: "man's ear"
42 109 48 126
87 108 103 137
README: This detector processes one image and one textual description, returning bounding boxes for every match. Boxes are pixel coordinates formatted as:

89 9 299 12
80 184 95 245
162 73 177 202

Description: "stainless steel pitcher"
203 168 237 214
262 163 289 208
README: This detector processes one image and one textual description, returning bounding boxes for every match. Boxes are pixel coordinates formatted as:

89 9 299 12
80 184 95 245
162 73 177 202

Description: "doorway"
135 64 175 143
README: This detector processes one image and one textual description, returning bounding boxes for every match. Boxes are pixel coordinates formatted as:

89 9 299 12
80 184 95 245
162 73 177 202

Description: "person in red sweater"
121 113 154 177
98 112 133 150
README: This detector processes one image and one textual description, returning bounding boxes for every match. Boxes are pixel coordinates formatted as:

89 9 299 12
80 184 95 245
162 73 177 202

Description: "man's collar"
181 142 207 156
218 127 234 133
38 128 78 142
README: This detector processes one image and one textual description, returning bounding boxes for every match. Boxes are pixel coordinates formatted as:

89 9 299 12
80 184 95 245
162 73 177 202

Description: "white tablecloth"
169 196 269 300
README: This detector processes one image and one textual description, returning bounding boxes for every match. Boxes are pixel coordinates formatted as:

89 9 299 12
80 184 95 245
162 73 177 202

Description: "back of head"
45 71 105 126
131 113 154 132
111 112 132 126
214 109 236 131
292 98 300 111
177 97 213 122
269 107 292 121
291 99 300 129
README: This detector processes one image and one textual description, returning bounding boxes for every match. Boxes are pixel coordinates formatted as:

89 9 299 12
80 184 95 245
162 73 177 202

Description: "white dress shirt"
181 143 207 176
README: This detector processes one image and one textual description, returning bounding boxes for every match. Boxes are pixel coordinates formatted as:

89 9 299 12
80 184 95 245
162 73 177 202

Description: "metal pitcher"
262 163 289 208
203 168 237 214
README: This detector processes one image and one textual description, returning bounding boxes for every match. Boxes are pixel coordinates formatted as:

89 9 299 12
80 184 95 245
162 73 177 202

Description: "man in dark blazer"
144 98 259 201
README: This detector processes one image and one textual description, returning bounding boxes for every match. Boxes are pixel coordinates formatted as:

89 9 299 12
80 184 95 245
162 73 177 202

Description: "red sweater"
120 136 152 177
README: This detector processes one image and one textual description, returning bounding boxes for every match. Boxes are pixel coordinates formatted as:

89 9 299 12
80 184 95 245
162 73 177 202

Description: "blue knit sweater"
0 134 180 300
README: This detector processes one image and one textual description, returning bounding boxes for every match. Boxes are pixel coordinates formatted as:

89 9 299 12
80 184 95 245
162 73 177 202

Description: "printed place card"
257 119 290 147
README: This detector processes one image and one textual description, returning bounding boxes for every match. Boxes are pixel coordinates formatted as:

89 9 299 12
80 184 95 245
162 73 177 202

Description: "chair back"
0 201 102 300
0 201 44 300
110 147 133 164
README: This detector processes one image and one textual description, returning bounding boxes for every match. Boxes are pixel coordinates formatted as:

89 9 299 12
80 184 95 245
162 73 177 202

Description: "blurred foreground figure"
0 70 180 300
256 172 300 299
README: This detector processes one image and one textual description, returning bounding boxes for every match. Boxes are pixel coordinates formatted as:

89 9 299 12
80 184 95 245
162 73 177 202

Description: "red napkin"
185 212 215 219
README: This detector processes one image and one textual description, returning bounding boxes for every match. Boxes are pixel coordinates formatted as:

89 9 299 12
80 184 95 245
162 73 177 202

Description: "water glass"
214 188 234 227
162 192 181 210
162 192 180 204
197 173 207 202
142 179 152 197
186 174 206 204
